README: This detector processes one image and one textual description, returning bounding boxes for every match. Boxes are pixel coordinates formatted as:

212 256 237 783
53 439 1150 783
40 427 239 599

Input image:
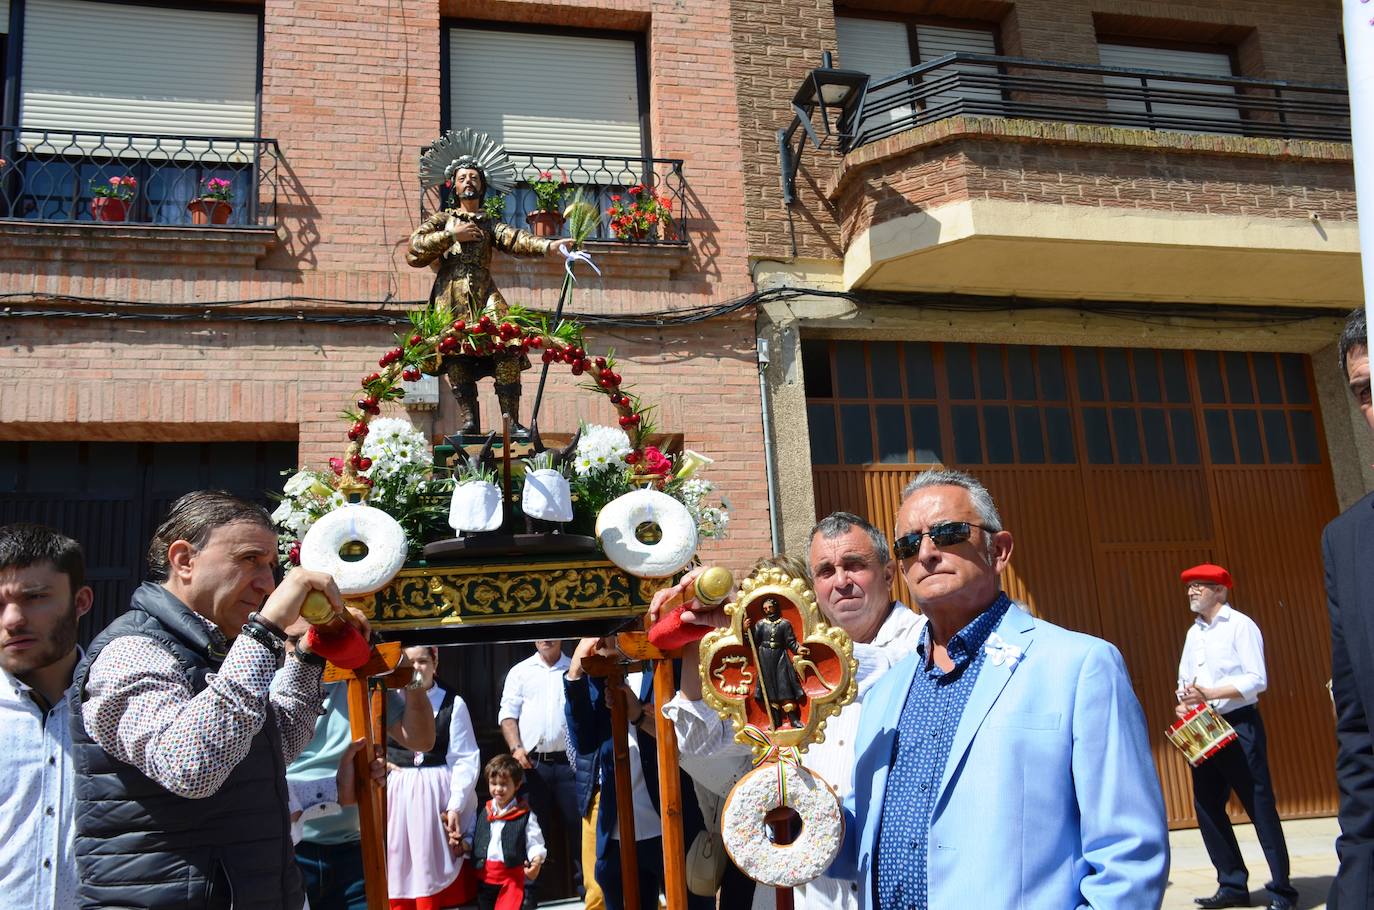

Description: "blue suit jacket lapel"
935 604 1036 803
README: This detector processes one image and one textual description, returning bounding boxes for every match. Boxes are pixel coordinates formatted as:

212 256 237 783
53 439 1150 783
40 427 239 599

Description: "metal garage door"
804 339 1339 827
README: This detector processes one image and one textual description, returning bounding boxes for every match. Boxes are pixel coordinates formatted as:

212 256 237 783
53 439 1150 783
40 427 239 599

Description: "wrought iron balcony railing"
842 53 1350 151
421 151 688 246
0 126 282 228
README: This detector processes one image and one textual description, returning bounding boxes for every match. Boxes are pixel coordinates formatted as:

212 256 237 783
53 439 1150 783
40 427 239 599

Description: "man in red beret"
1176 563 1294 910
1326 306 1374 909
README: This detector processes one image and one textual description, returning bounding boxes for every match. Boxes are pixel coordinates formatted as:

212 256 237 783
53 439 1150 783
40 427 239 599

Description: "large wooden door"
805 339 1340 826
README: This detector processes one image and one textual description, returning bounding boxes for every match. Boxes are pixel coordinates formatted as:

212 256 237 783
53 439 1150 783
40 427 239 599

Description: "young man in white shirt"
498 640 584 907
1176 563 1296 910
0 523 93 910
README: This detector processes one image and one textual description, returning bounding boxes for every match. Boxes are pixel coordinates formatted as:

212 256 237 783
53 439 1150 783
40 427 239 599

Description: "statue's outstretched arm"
407 212 455 267
492 220 555 258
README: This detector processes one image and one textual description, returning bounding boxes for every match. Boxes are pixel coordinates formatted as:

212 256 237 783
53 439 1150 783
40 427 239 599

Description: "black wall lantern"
778 51 869 204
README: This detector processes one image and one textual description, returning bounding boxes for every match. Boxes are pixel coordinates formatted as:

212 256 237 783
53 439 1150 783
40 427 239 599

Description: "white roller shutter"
1 0 10 33
19 0 258 151
449 27 643 167
835 16 914 125
914 25 1000 114
1097 43 1240 131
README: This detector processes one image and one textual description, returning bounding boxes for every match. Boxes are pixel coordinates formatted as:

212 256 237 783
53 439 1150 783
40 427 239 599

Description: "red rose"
643 446 671 476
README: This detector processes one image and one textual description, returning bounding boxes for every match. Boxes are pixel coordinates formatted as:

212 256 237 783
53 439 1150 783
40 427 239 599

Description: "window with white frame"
7 0 261 224
444 24 660 235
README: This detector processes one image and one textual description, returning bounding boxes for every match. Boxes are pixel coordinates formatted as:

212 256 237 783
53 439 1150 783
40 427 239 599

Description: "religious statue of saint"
749 595 807 729
409 129 572 435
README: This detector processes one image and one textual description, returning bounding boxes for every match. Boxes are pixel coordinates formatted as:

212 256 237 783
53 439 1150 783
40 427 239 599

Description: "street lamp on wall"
778 51 869 204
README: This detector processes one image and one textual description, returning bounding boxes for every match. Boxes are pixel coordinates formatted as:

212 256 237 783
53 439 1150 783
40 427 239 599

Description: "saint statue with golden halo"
407 129 572 434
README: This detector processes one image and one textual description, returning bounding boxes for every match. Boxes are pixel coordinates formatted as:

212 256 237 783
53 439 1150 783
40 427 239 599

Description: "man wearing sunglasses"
831 468 1168 910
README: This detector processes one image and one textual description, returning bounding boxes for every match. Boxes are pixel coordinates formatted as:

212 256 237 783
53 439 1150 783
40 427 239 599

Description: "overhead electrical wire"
0 287 1345 331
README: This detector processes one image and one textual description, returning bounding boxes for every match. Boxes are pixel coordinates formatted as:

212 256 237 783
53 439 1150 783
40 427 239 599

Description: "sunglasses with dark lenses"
892 521 986 559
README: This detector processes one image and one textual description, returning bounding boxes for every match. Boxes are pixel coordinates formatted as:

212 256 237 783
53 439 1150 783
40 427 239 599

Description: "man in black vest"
1328 307 1374 909
71 490 356 910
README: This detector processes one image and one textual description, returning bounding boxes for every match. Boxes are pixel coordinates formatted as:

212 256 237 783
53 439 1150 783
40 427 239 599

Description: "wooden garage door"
805 339 1339 827
0 441 297 644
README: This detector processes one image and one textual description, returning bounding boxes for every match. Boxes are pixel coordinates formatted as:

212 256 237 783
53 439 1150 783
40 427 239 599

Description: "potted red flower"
89 175 137 222
607 183 674 241
525 170 568 237
187 177 234 225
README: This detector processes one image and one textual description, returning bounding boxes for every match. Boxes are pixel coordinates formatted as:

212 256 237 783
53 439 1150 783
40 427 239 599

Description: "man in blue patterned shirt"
831 468 1169 909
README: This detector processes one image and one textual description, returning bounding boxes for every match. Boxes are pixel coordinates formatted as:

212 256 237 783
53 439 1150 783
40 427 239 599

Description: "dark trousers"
595 836 664 910
1192 705 1297 903
295 839 367 910
521 753 582 907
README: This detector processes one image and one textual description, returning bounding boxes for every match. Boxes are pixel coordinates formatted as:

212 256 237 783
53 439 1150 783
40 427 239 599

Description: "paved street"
1165 817 1339 910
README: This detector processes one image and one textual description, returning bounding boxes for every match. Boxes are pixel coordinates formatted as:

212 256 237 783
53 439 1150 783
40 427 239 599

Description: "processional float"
278 130 855 910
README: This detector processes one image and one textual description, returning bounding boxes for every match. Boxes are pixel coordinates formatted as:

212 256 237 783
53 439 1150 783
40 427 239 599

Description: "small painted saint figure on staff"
748 595 806 729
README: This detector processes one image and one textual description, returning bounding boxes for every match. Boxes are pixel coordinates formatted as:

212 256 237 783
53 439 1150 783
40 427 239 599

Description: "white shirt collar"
0 646 83 706
873 601 923 646
1194 603 1234 630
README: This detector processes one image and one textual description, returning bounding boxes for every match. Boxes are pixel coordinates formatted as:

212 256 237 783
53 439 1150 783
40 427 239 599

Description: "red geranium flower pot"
526 210 564 237
90 197 128 222
188 199 233 225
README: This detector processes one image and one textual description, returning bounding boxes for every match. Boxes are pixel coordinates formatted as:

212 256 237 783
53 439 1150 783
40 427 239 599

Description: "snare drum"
1165 704 1239 767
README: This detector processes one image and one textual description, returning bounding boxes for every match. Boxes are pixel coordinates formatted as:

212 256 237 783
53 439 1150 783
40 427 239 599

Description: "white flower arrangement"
572 424 633 477
272 417 451 566
359 417 432 482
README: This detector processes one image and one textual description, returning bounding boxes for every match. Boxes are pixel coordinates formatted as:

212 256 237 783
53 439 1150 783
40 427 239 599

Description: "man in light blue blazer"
830 468 1169 909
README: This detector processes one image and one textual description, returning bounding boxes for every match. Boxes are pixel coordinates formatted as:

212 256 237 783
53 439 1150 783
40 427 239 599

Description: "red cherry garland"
340 321 654 488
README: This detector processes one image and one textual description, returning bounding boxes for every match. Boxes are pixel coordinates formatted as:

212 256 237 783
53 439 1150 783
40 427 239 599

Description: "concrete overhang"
843 197 1361 308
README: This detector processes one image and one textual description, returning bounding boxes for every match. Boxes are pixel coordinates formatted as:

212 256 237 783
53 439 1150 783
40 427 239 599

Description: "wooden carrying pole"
346 676 388 910
619 632 688 910
605 662 641 910
327 640 404 910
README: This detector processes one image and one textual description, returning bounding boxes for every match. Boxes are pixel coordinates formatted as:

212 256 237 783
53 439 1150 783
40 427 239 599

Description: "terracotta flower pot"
526 210 565 237
188 199 233 225
90 197 128 222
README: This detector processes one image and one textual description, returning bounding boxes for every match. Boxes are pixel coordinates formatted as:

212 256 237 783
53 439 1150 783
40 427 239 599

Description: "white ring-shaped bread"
299 505 408 596
721 762 843 888
594 489 698 578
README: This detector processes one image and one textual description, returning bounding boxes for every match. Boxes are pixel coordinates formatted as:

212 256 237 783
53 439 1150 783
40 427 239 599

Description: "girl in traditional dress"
386 646 481 910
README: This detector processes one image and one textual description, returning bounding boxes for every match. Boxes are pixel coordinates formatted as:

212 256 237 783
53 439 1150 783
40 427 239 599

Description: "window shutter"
1097 43 1240 130
448 27 643 162
19 0 258 151
913 24 1000 114
0 1 10 33
835 17 914 125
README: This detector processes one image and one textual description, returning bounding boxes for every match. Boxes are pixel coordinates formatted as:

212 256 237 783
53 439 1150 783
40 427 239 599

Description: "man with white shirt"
658 512 923 910
499 639 584 907
1176 563 1296 910
0 523 93 910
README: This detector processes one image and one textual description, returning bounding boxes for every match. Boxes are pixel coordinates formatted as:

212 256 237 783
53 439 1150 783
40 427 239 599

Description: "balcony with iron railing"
842 53 1350 151
421 151 689 247
0 126 282 229
776 52 1357 306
